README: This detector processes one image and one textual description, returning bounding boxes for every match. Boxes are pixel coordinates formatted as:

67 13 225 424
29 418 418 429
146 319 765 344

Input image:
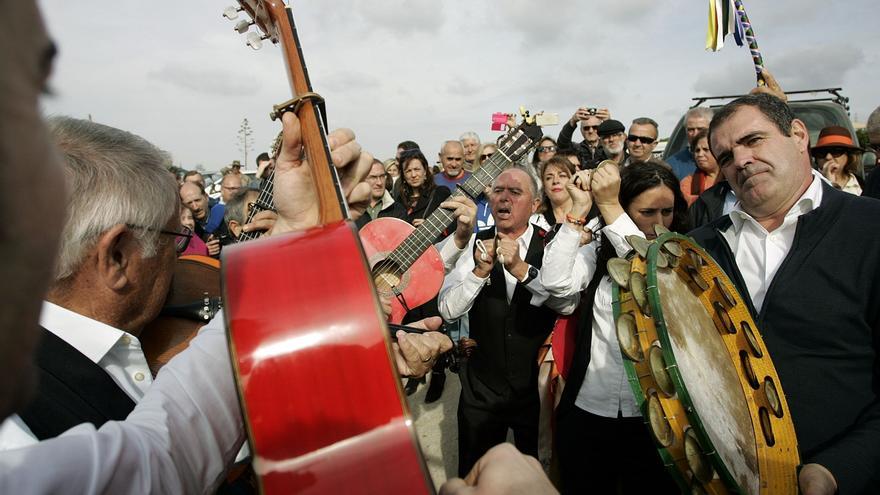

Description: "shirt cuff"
603 213 644 257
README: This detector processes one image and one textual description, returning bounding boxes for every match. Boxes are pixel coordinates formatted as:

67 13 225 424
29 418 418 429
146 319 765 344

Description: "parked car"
663 88 876 176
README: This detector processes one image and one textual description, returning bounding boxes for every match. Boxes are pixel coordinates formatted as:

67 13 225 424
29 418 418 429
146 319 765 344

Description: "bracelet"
565 213 587 226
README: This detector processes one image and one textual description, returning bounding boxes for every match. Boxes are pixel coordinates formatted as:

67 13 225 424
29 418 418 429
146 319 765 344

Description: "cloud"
319 70 383 93
593 0 659 23
693 65 757 95
356 1 446 37
150 63 260 97
769 44 865 89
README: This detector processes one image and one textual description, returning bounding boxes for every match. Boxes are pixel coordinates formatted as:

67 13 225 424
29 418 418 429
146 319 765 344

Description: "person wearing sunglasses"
530 137 558 170
811 125 864 196
557 106 611 168
624 117 659 165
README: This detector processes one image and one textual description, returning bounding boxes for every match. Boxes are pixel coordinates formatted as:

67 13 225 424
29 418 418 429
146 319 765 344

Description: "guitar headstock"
494 108 546 162
223 1 284 50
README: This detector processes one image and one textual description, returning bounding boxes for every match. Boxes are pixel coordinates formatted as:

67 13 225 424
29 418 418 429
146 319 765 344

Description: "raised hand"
567 169 594 219
590 161 622 207
473 238 497 278
269 112 373 235
441 195 478 249
750 67 787 102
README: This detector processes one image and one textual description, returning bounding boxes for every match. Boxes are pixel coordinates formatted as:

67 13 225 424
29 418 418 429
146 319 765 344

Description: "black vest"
463 227 557 408
18 327 136 440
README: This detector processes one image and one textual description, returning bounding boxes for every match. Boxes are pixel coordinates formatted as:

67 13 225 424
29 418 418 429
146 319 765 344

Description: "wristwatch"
521 265 539 285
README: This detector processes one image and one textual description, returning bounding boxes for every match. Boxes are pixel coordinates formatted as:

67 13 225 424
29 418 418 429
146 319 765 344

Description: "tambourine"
609 228 799 494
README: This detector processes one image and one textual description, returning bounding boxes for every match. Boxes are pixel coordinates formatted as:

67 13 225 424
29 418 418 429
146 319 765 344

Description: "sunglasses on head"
810 147 848 159
537 146 557 153
627 135 656 145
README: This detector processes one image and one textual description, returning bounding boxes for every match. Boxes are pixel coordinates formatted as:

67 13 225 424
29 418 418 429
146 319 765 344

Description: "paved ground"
405 370 461 488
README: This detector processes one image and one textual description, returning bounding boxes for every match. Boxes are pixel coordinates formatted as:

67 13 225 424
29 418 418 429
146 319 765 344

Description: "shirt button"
134 372 145 382
120 335 131 346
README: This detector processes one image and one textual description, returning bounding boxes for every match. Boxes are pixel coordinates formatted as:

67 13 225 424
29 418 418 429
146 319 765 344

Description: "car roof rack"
691 88 849 114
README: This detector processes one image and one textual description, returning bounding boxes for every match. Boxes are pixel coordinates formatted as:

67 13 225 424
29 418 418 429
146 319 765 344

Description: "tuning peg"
246 32 267 50
234 19 254 34
222 6 241 20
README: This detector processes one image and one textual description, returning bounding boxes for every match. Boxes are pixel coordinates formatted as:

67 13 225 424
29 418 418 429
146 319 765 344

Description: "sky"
38 1 878 173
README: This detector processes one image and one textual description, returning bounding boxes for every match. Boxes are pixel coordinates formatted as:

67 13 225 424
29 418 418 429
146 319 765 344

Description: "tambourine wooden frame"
612 232 800 494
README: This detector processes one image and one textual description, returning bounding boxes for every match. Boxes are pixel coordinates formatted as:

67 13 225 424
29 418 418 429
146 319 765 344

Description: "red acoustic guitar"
220 2 542 493
361 127 542 323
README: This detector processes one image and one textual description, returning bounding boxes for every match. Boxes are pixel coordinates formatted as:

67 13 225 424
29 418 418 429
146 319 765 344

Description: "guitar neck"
388 154 511 271
237 168 276 243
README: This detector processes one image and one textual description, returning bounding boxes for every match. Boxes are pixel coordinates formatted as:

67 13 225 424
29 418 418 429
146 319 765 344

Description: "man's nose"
732 147 753 169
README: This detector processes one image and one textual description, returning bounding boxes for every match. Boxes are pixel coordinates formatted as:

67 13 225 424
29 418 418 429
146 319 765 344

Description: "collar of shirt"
728 169 824 235
40 301 132 364
514 223 535 254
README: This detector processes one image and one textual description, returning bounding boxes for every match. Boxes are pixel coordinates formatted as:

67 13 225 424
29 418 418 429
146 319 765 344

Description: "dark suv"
663 88 876 176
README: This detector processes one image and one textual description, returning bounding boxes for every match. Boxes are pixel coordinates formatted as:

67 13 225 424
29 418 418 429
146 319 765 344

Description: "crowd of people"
2 1 880 494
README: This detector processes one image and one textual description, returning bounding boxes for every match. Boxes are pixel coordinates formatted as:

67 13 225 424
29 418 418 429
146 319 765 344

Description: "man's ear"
790 118 810 154
531 197 542 214
228 220 242 239
94 224 133 291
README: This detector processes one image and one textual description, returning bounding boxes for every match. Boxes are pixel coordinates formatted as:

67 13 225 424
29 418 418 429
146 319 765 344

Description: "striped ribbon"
706 0 765 85
734 0 766 85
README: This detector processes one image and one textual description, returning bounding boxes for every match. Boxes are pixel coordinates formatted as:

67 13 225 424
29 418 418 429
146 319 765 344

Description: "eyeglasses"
627 135 656 145
128 224 193 254
537 146 557 153
581 126 599 131
810 147 849 159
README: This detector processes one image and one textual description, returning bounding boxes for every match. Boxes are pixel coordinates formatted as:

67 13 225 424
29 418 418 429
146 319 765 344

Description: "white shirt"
436 234 468 275
541 214 644 418
0 302 153 450
438 223 578 322
0 315 244 494
721 171 824 313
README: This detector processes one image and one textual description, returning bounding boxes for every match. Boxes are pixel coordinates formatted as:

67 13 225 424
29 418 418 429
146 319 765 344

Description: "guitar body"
223 220 432 494
141 255 221 375
359 217 445 324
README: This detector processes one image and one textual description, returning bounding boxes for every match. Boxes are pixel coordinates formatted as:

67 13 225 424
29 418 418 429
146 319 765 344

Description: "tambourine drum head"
655 268 759 493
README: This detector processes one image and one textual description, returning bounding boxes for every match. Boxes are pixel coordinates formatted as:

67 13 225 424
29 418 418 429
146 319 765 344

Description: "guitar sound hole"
372 258 404 292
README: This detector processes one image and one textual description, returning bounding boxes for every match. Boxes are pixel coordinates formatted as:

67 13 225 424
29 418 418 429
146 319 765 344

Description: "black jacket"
557 122 607 168
688 180 733 229
691 183 880 495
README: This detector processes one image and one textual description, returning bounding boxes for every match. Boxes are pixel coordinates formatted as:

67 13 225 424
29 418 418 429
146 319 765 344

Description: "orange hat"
813 126 863 151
